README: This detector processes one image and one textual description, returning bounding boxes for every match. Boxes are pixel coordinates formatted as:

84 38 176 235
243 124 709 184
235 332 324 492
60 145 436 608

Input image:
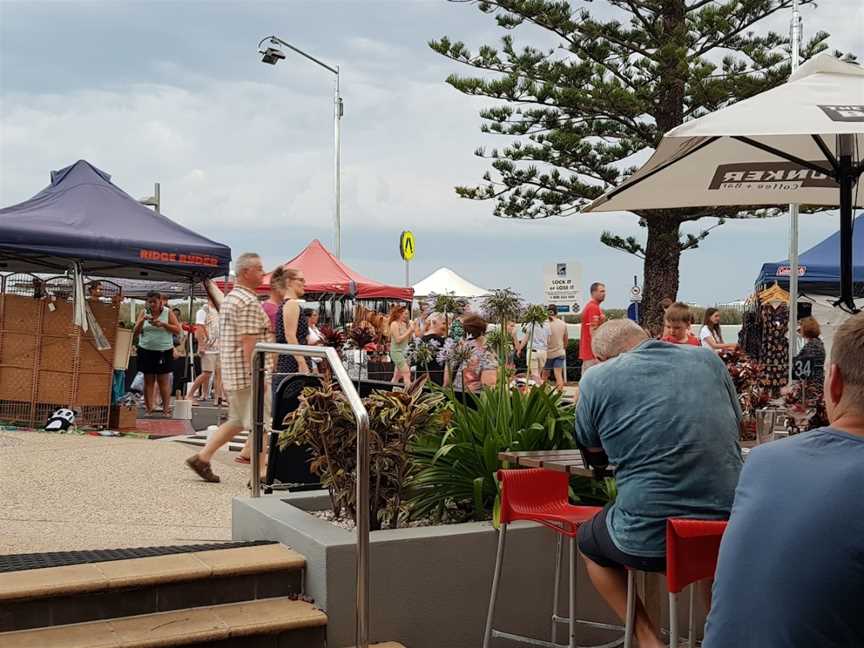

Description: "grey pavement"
0 430 250 555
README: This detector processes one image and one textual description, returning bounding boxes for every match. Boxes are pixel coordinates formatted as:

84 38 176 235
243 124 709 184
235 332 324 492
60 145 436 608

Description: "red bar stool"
483 468 618 648
665 519 727 648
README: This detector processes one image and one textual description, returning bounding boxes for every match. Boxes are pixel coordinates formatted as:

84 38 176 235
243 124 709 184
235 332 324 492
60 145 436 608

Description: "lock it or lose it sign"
543 261 583 314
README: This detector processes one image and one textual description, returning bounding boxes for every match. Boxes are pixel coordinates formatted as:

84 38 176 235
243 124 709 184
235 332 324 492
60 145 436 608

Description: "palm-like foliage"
431 292 468 331
482 288 523 327
408 384 575 522
482 288 525 385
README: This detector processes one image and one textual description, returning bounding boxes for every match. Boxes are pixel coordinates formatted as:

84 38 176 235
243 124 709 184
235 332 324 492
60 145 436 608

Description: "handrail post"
250 350 265 498
249 343 370 648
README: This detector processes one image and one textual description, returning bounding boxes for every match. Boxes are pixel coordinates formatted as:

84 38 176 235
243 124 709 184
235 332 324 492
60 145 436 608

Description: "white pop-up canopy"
583 53 864 309
412 267 490 298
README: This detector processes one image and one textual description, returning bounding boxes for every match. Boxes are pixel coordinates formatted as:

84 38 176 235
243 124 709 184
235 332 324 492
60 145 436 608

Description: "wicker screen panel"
1 275 117 427
36 371 74 404
42 300 76 336
90 301 120 335
37 336 76 372
2 293 42 333
0 367 33 402
78 340 114 374
0 332 38 368
76 373 113 406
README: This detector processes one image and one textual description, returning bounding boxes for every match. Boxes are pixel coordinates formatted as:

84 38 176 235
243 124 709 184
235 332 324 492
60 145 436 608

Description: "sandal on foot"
185 455 221 483
234 456 251 465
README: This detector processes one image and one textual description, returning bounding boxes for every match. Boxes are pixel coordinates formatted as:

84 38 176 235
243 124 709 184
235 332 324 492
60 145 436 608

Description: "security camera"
260 47 286 65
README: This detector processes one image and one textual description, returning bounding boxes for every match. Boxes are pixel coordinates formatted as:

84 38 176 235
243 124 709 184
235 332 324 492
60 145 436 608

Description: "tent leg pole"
188 283 196 397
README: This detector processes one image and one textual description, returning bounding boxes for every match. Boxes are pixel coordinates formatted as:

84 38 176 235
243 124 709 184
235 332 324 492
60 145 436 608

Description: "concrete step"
0 544 305 632
0 596 326 648
173 437 246 452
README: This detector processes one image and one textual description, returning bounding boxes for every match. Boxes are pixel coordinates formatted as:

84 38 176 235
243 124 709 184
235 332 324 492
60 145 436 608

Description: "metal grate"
0 540 277 573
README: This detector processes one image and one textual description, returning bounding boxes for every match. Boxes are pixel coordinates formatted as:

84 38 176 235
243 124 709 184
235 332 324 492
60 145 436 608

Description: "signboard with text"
544 261 583 314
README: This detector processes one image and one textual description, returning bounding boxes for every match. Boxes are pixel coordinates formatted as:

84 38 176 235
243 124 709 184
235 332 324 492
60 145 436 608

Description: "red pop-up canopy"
261 239 413 301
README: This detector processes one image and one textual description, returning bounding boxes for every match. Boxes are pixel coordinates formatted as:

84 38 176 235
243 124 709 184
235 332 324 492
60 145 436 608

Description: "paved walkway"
0 430 249 555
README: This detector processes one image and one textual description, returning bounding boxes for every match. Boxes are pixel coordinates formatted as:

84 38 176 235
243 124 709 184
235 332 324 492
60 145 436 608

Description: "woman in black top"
793 316 825 382
272 266 310 374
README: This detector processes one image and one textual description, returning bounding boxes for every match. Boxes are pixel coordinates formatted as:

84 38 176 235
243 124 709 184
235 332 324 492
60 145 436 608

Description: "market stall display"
0 160 231 428
756 213 864 352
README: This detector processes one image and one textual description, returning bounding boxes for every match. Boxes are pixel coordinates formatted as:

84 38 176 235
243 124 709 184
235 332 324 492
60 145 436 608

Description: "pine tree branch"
600 231 646 259
693 0 816 57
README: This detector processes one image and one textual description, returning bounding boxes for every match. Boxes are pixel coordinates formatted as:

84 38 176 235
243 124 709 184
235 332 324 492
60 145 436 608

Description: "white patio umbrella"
583 53 864 311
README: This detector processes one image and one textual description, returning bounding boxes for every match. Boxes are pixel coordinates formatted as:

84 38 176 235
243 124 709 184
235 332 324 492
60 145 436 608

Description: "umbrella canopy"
0 160 231 280
582 54 864 308
412 267 490 298
260 239 413 301
756 213 864 295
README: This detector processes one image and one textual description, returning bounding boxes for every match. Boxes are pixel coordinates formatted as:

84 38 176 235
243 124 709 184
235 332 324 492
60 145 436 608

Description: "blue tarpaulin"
0 160 231 280
755 213 863 297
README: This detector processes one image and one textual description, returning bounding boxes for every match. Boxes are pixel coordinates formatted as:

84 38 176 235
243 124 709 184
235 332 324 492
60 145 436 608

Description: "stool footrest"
551 616 626 633
492 629 625 648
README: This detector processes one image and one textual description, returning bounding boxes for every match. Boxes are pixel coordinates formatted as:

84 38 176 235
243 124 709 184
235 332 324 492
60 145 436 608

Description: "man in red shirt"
580 282 607 373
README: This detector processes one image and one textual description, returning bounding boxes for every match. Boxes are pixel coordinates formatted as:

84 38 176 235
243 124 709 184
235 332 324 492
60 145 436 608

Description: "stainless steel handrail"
250 343 370 648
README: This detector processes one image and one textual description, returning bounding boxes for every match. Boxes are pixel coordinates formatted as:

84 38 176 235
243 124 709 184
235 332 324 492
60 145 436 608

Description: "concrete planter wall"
233 492 635 648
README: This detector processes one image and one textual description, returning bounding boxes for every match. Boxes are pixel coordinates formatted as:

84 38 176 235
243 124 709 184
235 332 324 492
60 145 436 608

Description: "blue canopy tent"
0 160 230 280
756 214 864 298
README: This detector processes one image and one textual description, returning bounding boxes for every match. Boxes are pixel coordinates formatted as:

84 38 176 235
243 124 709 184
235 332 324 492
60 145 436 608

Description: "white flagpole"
787 0 802 384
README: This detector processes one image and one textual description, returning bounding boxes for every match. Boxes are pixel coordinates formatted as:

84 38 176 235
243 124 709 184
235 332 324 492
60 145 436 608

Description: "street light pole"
139 182 160 214
259 35 343 258
334 67 343 259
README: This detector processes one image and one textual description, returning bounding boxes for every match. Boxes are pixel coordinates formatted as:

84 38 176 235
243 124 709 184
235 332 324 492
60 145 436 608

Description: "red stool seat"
498 468 602 535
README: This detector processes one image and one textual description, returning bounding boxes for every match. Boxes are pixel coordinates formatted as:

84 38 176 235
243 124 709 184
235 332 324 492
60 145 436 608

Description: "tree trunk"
639 0 688 334
642 215 683 334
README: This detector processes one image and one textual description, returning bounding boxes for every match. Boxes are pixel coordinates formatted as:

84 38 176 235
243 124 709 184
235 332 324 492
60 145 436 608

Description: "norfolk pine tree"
432 0 844 330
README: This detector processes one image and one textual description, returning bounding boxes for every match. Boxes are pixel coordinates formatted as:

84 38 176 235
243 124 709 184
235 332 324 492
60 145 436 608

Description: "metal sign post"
629 276 643 323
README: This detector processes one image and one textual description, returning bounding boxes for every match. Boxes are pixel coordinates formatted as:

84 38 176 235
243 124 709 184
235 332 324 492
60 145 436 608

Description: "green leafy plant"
406 336 442 374
280 380 444 530
408 383 575 522
482 288 524 385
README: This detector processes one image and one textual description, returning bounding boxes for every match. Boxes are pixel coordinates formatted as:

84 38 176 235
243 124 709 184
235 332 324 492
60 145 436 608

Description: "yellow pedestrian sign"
400 231 416 261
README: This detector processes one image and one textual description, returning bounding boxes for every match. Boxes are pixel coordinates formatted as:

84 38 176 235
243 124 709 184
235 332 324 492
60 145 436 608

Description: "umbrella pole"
837 135 858 312
788 205 799 384
787 0 802 385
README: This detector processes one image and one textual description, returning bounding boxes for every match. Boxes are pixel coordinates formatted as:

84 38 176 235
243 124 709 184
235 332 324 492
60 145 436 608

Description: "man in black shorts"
575 320 742 648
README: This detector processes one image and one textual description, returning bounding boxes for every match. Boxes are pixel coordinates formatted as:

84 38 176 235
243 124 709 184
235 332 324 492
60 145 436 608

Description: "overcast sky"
1 1 862 307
